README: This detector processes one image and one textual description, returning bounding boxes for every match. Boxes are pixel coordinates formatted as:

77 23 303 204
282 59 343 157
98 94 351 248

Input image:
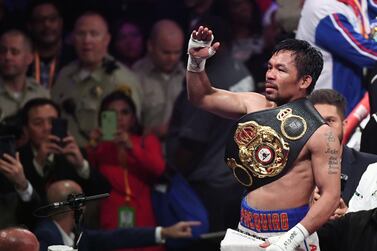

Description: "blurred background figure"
88 90 165 251
52 12 143 147
0 227 39 251
133 19 185 140
35 179 198 251
113 19 146 68
220 0 263 63
296 0 377 115
309 89 377 209
0 29 50 122
27 0 75 90
0 151 41 229
19 98 109 205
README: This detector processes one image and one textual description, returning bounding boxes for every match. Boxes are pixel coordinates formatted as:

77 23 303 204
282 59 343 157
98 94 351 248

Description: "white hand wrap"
187 34 215 72
265 223 309 251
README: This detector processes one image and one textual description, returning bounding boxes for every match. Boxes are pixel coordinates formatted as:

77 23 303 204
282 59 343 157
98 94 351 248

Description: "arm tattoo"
324 131 340 175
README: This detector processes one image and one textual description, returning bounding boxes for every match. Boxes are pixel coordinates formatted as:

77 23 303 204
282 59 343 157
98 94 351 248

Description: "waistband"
239 197 309 233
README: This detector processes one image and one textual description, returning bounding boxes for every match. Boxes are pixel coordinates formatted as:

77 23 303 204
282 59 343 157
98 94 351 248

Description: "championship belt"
225 98 324 191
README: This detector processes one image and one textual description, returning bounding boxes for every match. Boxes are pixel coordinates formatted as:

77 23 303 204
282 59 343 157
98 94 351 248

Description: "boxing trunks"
220 197 320 251
225 98 324 191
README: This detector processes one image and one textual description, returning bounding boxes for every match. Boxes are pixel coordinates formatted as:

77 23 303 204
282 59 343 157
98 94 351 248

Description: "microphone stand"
33 193 110 250
67 194 84 250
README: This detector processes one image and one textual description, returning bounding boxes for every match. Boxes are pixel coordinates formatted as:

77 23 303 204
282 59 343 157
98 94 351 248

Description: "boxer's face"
265 50 303 104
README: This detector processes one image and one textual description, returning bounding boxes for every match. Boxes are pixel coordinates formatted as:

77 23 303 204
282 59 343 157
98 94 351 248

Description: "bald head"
0 228 39 251
148 19 184 73
47 180 83 204
149 19 184 43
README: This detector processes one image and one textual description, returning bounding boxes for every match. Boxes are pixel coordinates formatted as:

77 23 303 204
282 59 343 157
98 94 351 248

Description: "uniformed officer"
52 12 143 146
0 30 50 121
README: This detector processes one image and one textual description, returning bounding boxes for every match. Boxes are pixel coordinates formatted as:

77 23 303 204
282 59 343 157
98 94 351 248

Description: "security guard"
0 30 49 121
52 12 142 147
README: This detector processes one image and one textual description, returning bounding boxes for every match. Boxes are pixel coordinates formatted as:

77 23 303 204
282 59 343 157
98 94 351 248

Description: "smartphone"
51 118 68 145
101 111 117 141
0 135 16 158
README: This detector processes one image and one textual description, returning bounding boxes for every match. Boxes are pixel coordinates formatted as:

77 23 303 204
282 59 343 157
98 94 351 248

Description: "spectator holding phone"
0 149 41 229
88 90 165 251
17 98 109 204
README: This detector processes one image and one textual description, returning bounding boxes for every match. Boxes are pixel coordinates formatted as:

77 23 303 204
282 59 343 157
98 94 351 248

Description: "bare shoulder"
240 92 276 113
307 124 340 152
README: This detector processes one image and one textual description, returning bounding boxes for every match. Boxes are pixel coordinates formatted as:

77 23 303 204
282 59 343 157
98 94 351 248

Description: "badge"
90 85 103 98
118 206 135 228
277 108 307 140
116 85 132 97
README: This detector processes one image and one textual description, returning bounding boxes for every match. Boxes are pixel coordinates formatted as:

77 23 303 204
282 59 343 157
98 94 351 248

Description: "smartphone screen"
0 135 16 158
101 111 117 141
51 118 68 140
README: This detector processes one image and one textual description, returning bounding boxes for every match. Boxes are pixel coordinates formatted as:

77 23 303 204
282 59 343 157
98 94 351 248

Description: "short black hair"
308 89 347 117
272 39 323 94
29 0 61 19
0 29 34 52
74 11 109 33
21 98 61 126
99 90 142 134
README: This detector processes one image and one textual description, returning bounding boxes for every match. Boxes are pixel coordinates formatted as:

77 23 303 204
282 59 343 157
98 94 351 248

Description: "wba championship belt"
225 98 324 191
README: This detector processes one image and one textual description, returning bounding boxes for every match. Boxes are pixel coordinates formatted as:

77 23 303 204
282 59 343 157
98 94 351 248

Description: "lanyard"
123 169 132 203
34 52 57 89
117 146 132 203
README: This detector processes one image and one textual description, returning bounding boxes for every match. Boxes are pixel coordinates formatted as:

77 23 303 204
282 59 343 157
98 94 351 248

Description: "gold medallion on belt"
226 107 307 187
226 121 290 186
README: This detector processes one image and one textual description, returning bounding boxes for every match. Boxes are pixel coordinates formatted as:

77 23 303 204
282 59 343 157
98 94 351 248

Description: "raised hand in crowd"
62 135 85 169
34 135 64 167
0 152 28 191
114 130 133 149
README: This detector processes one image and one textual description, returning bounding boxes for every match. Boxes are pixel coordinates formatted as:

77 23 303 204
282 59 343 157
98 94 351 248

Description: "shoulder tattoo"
324 131 340 175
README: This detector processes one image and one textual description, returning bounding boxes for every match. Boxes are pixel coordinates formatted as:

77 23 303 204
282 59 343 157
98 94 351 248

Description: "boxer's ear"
299 75 312 91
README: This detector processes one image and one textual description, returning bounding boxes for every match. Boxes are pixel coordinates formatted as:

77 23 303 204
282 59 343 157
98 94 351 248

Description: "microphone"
51 193 110 209
34 193 110 217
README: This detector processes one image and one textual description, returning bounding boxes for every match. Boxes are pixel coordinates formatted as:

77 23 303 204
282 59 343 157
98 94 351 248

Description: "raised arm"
186 26 267 119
